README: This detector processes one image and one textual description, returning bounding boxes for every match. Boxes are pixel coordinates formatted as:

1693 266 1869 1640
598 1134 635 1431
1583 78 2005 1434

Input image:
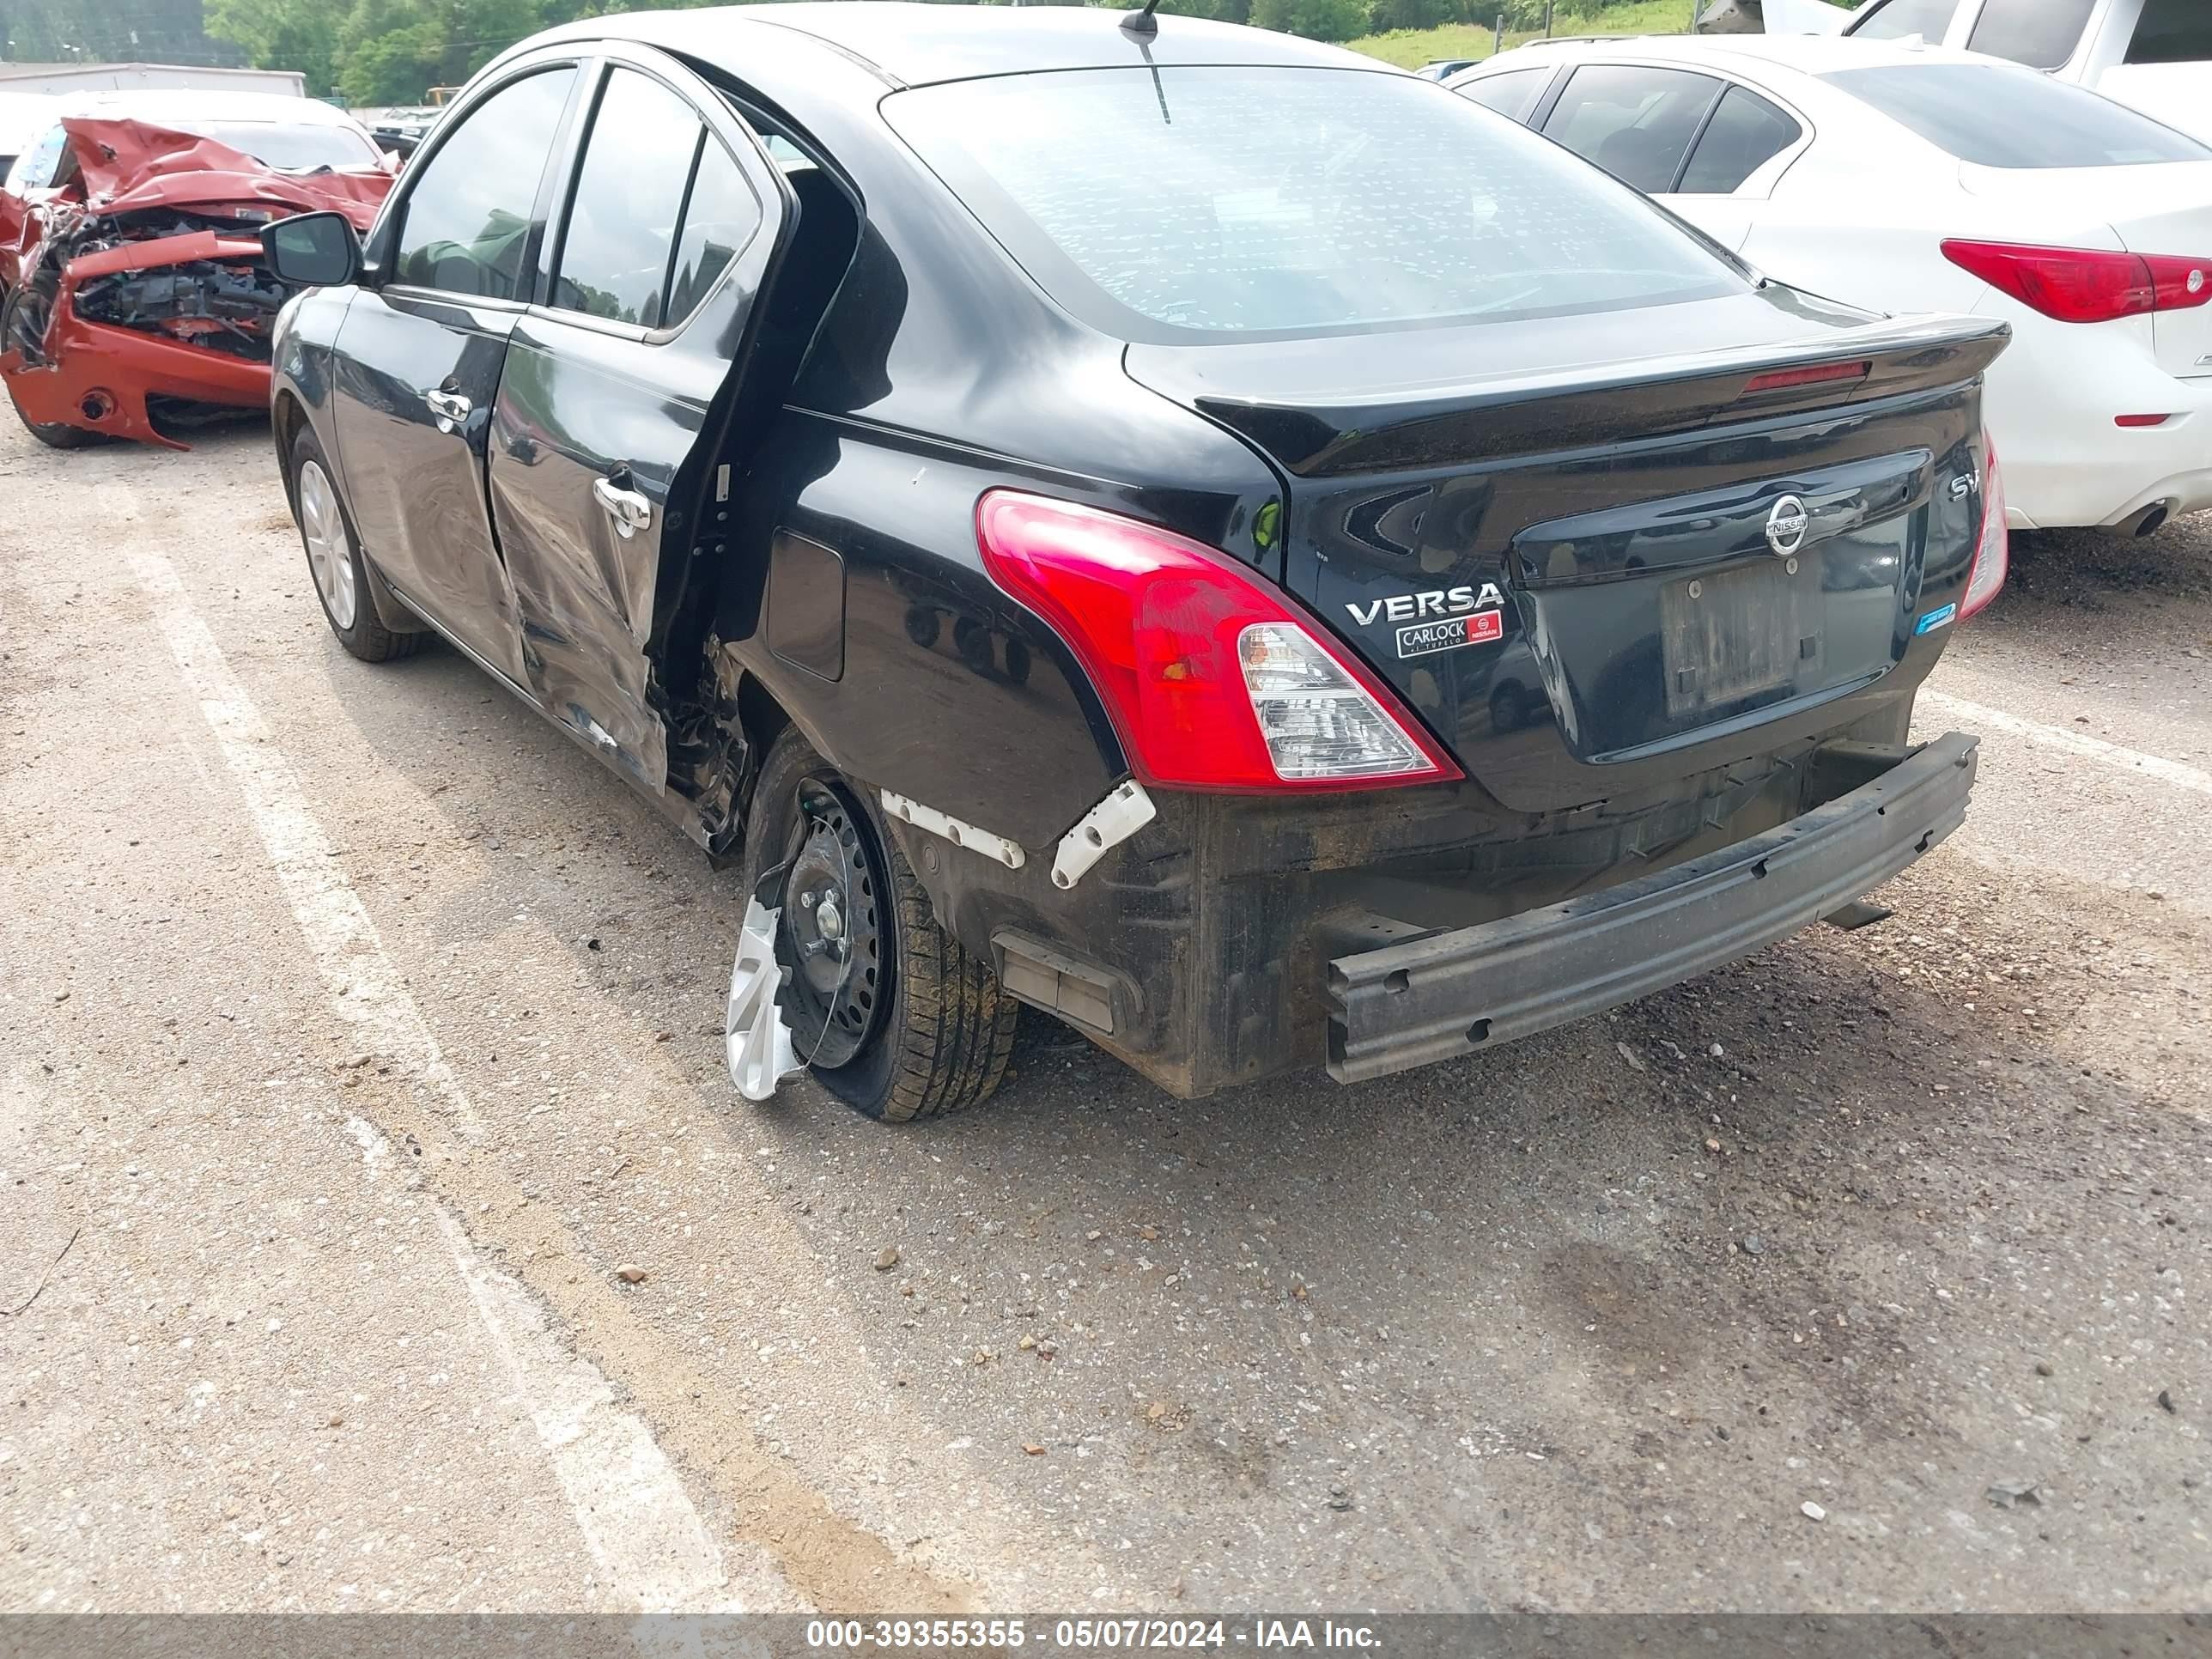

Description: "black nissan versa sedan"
258 3 2009 1121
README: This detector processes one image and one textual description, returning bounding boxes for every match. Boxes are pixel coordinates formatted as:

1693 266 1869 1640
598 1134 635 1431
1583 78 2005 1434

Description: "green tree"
323 0 547 104
1365 0 1453 28
1249 0 1371 40
205 0 339 95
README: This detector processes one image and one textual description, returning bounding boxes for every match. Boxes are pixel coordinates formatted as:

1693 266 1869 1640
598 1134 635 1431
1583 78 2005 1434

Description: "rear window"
1966 0 2096 70
2130 0 2212 65
1848 0 1960 43
884 66 1742 341
1824 63 2209 167
195 121 380 171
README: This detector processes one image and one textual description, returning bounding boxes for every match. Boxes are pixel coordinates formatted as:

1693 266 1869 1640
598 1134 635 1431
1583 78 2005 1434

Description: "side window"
552 69 705 327
1850 0 1962 42
1457 67 1550 125
2128 0 2212 65
1541 65 1723 195
394 67 574 299
1677 86 1803 194
664 138 764 322
1966 0 2098 69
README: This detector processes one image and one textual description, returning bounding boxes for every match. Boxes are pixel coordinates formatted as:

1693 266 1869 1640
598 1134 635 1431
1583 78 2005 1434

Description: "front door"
329 64 580 686
486 53 791 787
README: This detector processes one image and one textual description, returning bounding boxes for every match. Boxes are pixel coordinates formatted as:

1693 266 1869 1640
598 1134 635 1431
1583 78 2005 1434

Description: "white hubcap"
297 459 357 632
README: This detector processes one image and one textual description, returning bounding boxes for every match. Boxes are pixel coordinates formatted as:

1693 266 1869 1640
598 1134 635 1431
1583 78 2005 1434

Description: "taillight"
2143 253 2212 313
1961 435 2008 622
975 492 1460 793
1942 239 2212 324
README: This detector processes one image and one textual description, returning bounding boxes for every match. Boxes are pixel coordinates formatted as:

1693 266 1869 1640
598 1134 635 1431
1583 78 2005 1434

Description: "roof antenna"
1121 0 1161 38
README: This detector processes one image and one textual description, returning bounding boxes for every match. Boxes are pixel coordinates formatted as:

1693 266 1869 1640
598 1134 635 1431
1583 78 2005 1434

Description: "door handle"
592 475 653 539
424 388 471 431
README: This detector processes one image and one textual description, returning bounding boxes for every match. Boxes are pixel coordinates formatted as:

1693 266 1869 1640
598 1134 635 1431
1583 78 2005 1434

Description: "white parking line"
128 537 738 1613
1921 689 2212 797
126 545 489 1140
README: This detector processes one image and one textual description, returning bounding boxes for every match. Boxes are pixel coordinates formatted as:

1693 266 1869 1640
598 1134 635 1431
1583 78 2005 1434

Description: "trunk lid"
1960 158 2212 381
1127 291 2006 812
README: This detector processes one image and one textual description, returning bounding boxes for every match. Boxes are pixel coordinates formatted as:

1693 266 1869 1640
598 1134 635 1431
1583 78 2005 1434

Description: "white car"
1830 0 2212 149
1448 34 2212 534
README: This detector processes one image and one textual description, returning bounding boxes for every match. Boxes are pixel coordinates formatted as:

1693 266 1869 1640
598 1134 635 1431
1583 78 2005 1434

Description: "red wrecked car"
0 104 395 449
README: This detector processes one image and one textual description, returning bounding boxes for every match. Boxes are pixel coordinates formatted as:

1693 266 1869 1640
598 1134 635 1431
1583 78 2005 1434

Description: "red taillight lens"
1961 435 2008 622
1942 240 2212 324
1942 240 2153 323
975 492 1460 793
2143 253 2212 312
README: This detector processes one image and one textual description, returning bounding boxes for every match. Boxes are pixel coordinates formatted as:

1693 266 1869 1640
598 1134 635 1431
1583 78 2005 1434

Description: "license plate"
1659 560 1819 719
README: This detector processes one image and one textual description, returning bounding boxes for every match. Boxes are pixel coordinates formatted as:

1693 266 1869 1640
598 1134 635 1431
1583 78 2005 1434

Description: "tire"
1 286 98 448
9 385 102 447
287 423 421 664
740 726 1018 1123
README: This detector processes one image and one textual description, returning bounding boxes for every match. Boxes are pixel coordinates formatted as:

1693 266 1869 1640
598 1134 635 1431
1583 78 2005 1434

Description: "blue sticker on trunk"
1914 604 1958 636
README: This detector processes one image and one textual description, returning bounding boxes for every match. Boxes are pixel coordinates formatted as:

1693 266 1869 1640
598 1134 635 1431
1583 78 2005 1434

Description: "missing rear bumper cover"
878 790 1025 870
1324 732 1979 1085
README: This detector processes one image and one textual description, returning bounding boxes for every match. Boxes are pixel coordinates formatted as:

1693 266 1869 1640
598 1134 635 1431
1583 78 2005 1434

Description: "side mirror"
261 212 363 288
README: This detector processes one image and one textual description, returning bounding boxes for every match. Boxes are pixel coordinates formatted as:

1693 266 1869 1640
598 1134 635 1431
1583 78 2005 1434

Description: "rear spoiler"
1168 314 2008 477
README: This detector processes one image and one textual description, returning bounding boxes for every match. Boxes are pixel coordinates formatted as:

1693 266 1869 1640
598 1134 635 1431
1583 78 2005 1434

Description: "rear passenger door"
1534 64 1805 252
1539 64 1723 195
487 46 793 790
1650 82 1809 252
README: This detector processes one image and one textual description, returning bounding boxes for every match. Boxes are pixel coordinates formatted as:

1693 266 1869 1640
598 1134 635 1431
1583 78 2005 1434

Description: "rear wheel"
740 727 1018 1122
288 424 420 664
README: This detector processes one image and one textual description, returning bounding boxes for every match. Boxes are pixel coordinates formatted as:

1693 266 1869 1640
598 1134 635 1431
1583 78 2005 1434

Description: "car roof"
533 1 1387 88
1468 31 2002 82
43 88 370 130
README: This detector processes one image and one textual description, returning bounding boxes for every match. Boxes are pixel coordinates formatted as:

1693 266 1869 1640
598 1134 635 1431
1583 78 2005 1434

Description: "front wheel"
1 284 97 448
739 727 1018 1122
288 423 421 664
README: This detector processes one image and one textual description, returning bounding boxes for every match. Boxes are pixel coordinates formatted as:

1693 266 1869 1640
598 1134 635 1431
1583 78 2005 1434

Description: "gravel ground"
1 422 2205 1614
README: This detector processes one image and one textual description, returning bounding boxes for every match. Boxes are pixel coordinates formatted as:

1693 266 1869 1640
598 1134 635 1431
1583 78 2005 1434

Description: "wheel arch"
276 400 424 638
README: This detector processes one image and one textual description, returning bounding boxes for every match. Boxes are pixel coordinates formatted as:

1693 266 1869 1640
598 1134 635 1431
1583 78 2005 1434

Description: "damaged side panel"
472 70 798 854
483 321 714 793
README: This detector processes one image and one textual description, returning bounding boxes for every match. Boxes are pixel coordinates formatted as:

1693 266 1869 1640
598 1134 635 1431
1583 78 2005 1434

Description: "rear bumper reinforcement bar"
1324 731 1979 1085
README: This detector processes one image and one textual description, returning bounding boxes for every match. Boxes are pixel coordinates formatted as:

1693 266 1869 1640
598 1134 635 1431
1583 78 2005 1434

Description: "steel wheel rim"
297 459 357 632
775 777 887 1070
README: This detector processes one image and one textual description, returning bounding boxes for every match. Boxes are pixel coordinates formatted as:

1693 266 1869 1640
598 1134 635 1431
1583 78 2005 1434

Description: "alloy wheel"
297 459 357 631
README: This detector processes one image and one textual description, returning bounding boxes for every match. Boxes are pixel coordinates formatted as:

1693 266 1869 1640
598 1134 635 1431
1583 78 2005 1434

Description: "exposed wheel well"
271 392 309 497
737 671 792 757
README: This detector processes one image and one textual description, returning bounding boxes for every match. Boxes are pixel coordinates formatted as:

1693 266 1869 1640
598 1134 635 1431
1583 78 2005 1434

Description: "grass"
1346 1 1698 70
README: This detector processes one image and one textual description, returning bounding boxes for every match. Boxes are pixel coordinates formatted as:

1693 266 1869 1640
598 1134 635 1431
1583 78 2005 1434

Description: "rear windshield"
1824 63 2209 167
884 66 1742 342
195 121 380 171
